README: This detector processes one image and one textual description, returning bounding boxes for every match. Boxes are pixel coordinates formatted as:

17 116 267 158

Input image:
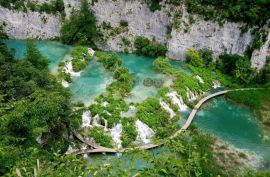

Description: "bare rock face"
0 0 268 68
0 7 60 39
167 21 253 60
251 32 270 69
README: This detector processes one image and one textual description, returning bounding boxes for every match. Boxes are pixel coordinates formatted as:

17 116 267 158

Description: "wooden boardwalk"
74 88 265 155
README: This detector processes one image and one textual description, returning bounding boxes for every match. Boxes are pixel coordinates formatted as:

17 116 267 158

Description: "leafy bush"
134 36 167 58
119 20 128 27
186 48 204 67
137 98 169 130
186 0 270 27
88 127 113 147
70 46 91 72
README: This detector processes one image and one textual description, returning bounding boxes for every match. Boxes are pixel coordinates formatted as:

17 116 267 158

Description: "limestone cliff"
0 0 268 69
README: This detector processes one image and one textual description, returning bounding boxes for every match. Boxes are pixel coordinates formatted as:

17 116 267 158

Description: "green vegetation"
88 127 113 147
60 0 98 46
134 36 167 58
145 0 162 11
119 20 128 27
0 24 8 40
70 46 91 72
0 0 65 15
186 0 270 27
96 51 133 94
121 118 137 148
0 40 71 176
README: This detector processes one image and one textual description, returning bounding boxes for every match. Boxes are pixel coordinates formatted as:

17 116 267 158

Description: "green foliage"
121 118 137 147
24 41 49 70
145 0 162 11
0 0 65 15
122 37 131 46
70 46 91 72
186 0 270 27
0 41 72 176
0 24 8 40
96 51 133 94
153 56 174 74
88 127 113 147
198 48 213 66
186 48 204 67
119 20 128 27
134 36 167 58
60 0 98 46
137 98 169 131
217 53 255 85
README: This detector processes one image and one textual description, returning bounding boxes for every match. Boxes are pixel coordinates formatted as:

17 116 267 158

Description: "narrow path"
74 88 265 154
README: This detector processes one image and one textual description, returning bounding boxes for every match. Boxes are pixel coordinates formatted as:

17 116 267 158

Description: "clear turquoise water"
180 96 270 168
4 39 71 71
117 53 189 103
69 60 112 104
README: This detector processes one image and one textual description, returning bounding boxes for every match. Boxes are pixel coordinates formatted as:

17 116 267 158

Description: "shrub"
186 48 204 67
119 20 128 27
134 36 167 58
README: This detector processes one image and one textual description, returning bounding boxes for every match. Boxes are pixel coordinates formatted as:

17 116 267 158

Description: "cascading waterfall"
213 80 221 89
159 98 176 120
166 91 188 111
186 87 198 101
110 123 123 149
195 75 204 84
82 111 91 128
135 120 155 144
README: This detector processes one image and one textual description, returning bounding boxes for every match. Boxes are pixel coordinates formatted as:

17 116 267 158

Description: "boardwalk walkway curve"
74 88 264 154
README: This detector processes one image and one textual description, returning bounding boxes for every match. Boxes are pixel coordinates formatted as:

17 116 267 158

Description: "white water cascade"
166 91 188 111
110 123 123 149
135 120 155 144
64 60 81 77
213 80 221 89
195 75 204 84
82 111 91 128
159 98 176 120
186 88 198 101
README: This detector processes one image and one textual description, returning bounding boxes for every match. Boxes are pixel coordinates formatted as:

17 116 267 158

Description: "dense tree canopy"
0 40 71 175
186 0 270 27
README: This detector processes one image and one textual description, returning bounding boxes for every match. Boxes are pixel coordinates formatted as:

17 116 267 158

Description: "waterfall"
213 80 221 89
82 111 91 128
92 114 102 127
110 123 122 149
186 88 197 101
61 80 69 88
159 98 176 119
195 75 204 84
166 91 188 111
64 61 81 77
135 120 155 144
101 101 109 107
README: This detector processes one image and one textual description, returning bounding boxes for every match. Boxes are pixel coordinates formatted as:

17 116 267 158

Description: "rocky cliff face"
0 6 60 39
0 0 268 68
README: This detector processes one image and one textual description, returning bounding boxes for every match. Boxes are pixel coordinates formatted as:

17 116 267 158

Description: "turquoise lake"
5 40 270 169
4 39 71 71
